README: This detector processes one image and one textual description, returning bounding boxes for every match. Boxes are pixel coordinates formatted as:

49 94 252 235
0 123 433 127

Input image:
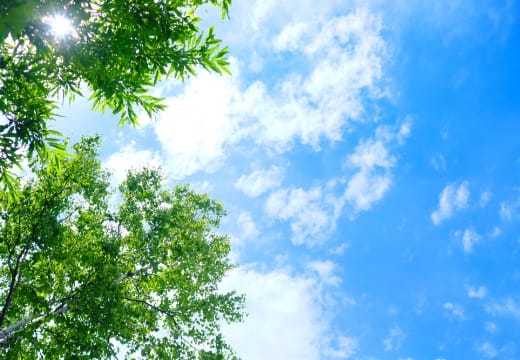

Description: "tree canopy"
0 0 231 182
0 136 244 359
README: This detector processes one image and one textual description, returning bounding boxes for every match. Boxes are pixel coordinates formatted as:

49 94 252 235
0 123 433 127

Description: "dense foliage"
0 0 231 182
0 137 243 359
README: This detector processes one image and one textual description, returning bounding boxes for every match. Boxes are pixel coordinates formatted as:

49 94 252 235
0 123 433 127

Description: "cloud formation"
455 228 481 254
344 122 410 215
324 335 359 359
431 182 470 225
265 186 336 245
444 302 465 320
486 298 520 320
467 286 487 299
383 325 406 351
263 122 411 244
137 8 388 179
103 142 163 184
221 265 342 360
235 166 284 197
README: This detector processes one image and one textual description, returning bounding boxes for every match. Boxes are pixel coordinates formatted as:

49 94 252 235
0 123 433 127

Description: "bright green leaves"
0 0 232 187
0 137 243 359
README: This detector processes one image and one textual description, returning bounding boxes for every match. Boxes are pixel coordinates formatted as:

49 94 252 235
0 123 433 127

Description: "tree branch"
121 296 177 318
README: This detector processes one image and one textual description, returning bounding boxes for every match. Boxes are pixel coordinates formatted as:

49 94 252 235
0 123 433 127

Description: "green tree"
0 0 231 182
0 136 244 359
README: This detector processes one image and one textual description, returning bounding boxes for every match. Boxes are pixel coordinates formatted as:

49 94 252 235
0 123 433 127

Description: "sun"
45 15 73 38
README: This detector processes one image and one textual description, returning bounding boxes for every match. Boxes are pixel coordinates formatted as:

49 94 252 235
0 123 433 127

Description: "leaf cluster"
0 0 232 183
0 136 243 359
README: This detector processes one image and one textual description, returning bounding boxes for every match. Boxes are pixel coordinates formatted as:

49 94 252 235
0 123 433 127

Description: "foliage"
0 0 231 183
0 136 244 359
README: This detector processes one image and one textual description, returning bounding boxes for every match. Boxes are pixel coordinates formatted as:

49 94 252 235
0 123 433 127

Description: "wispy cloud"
486 298 520 319
306 260 342 286
344 122 410 215
431 182 470 225
430 154 446 171
103 141 163 184
455 228 481 254
263 121 411 244
344 167 392 213
499 198 520 221
138 8 388 179
235 166 284 197
444 302 465 320
476 341 498 358
235 212 259 244
324 335 359 359
383 325 406 351
467 285 487 299
265 187 337 245
484 321 498 334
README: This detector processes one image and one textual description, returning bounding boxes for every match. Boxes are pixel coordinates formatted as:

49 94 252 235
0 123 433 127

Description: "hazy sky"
56 1 520 358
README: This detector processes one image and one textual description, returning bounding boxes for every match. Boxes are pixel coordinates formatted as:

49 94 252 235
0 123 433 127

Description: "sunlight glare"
47 15 72 38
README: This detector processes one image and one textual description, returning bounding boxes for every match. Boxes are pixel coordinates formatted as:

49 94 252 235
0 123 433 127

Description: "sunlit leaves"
0 137 243 358
0 0 232 186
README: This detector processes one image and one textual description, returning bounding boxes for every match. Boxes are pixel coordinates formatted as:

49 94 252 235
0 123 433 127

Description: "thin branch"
121 296 176 318
0 240 26 327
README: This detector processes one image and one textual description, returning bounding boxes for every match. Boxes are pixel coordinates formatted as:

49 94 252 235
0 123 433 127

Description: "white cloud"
467 286 487 299
263 122 410 241
234 166 284 197
344 170 392 213
455 228 481 254
484 321 498 334
476 341 498 358
431 182 470 225
443 302 465 320
343 123 408 214
430 154 446 171
383 325 406 351
103 141 163 184
330 242 351 256
348 139 396 170
398 120 412 140
226 211 259 262
500 198 520 221
250 0 278 31
273 21 308 51
190 180 214 194
221 266 343 360
265 187 337 245
148 69 242 179
324 335 359 359
485 298 520 319
306 260 341 286
236 212 259 243
145 8 388 179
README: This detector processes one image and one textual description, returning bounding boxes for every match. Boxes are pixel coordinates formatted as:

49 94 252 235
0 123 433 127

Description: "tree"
0 0 231 182
0 136 244 359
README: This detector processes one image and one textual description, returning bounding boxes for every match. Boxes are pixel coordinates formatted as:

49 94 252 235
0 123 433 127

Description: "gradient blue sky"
55 1 520 359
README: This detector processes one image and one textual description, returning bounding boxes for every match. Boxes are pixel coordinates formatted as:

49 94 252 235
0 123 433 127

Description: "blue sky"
54 0 520 359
